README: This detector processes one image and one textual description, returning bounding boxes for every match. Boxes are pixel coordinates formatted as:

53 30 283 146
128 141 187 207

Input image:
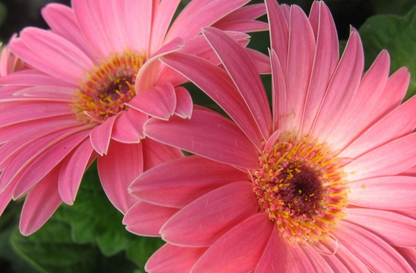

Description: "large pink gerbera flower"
0 0 267 235
125 0 416 272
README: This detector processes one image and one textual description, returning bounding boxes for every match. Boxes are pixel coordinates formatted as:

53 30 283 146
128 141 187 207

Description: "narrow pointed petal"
15 28 93 83
344 134 416 181
265 0 288 73
165 0 249 43
174 87 193 118
161 182 257 247
58 139 95 205
345 208 416 247
131 155 246 208
145 244 207 273
340 94 416 159
19 167 62 236
334 221 414 272
123 201 179 236
348 176 416 210
270 49 287 131
161 52 263 149
395 248 416 269
203 27 272 140
192 213 273 272
41 3 98 59
13 130 90 199
111 110 147 144
0 183 13 217
213 4 268 32
127 82 176 120
149 0 181 53
301 1 339 134
97 141 143 214
144 108 259 169
283 6 315 132
124 0 153 52
89 115 116 156
311 30 364 140
326 51 390 151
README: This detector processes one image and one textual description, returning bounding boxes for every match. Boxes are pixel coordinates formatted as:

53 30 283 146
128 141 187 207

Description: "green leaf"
359 4 416 99
126 237 164 268
56 164 136 257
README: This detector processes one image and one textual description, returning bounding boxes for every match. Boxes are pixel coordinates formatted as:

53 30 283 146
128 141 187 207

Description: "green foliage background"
1 0 416 272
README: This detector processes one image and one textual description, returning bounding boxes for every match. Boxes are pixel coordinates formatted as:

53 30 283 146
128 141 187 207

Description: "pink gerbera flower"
125 0 416 272
0 0 267 235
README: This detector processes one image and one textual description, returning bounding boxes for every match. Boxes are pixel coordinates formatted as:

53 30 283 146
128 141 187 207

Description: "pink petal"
41 3 98 60
164 0 248 44
348 176 416 210
395 248 416 269
135 37 184 93
265 0 289 74
0 182 14 217
302 243 336 273
144 108 260 169
340 93 416 159
13 130 90 199
131 155 246 208
161 181 257 247
127 82 176 120
270 49 287 131
282 5 316 132
15 28 93 84
123 201 179 236
344 133 416 181
0 126 87 191
311 29 364 141
161 52 263 149
111 109 147 144
72 0 115 56
213 20 268 33
256 227 316 273
145 244 207 273
173 87 193 118
203 27 272 140
334 221 413 272
141 137 184 171
369 67 409 121
0 101 72 127
0 69 74 87
58 139 95 205
326 51 390 152
149 0 181 53
301 1 339 134
97 141 143 214
192 213 273 272
89 115 116 156
314 239 369 272
246 48 271 75
345 208 416 247
123 0 153 52
19 166 62 236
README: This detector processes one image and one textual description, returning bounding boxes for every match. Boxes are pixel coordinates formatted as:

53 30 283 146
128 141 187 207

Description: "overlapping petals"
0 0 267 235
126 0 416 271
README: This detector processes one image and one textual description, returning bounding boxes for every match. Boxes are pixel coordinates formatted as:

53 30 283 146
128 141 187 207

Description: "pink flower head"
0 0 268 236
125 0 416 272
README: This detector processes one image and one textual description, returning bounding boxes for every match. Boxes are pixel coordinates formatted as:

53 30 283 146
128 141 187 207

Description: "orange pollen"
251 134 348 244
71 50 145 123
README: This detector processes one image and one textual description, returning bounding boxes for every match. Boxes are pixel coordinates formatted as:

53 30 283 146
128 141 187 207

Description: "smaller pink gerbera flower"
0 0 268 235
124 0 416 272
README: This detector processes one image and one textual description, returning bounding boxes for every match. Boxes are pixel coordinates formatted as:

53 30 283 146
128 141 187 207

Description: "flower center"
252 134 348 244
71 50 145 123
